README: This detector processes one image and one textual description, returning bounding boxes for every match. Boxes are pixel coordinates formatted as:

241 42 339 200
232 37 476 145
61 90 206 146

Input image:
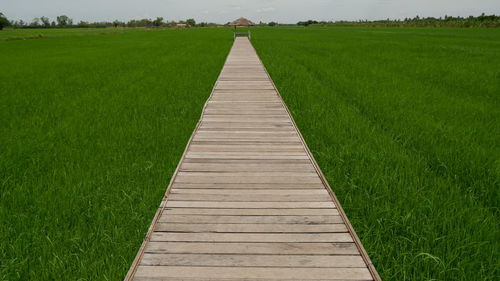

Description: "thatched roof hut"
229 17 256 26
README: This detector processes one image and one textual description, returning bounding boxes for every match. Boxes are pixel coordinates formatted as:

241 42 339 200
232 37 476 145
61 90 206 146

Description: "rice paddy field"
0 28 140 40
253 27 500 281
0 26 499 281
0 28 232 280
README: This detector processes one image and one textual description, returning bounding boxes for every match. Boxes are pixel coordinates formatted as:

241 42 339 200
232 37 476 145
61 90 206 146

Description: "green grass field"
1 27 499 281
252 27 500 281
0 28 143 40
0 28 232 280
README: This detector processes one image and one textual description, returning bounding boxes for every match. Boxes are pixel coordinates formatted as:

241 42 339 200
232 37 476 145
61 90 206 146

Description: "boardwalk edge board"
124 37 380 281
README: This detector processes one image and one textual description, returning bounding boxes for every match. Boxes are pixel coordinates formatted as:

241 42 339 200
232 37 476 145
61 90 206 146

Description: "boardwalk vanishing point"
125 37 380 281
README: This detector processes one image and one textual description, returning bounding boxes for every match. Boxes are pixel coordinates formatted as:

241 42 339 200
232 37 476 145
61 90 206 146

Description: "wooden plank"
155 223 347 233
188 144 305 152
150 232 353 243
169 189 328 195
165 201 336 209
167 194 331 202
219 77 270 81
134 266 372 280
216 85 275 90
198 127 295 131
194 130 297 135
159 215 343 224
212 89 277 94
162 208 340 216
145 241 358 255
180 158 311 164
202 116 291 122
199 122 293 128
210 96 281 101
184 153 310 160
174 175 322 184
192 138 301 143
176 171 318 177
170 183 325 189
179 162 315 172
141 253 366 267
179 162 313 168
204 110 286 115
183 152 310 159
205 104 284 109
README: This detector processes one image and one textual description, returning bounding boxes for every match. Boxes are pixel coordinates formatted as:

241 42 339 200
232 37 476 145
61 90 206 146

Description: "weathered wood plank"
165 201 336 209
199 122 293 128
145 241 357 255
195 131 298 136
188 144 305 152
170 183 325 189
159 214 342 224
184 153 310 160
174 174 322 184
155 223 347 233
202 116 291 122
180 158 311 164
162 208 339 216
140 253 366 268
150 232 352 243
179 163 314 172
169 189 328 195
191 138 302 143
167 193 331 202
134 266 372 280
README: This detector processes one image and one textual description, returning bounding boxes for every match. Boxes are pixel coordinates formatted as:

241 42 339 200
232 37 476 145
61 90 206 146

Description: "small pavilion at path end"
229 17 256 39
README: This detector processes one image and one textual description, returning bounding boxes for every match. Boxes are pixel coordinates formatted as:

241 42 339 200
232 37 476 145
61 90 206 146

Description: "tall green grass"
253 27 500 281
0 28 143 40
0 28 232 280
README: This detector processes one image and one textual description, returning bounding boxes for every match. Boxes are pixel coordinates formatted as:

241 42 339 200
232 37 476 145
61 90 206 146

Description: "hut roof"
229 17 256 26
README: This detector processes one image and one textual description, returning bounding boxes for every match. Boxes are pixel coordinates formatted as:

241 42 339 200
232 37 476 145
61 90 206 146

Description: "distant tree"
0 13 10 30
0 12 10 30
56 15 72 27
152 17 164 27
268 21 277 26
30 17 41 28
186 18 196 27
41 16 51 28
51 21 56 27
165 20 177 28
127 18 153 27
198 22 208 27
297 20 318 26
77 21 89 28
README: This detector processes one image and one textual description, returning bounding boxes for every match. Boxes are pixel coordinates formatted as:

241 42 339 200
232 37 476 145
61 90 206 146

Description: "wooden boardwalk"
125 37 380 281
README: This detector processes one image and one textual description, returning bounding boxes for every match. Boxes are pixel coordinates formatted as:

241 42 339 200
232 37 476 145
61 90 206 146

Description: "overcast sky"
3 0 500 24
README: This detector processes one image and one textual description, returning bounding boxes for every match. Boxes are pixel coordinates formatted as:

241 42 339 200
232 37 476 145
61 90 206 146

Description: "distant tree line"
0 13 218 29
298 14 500 28
256 21 279 27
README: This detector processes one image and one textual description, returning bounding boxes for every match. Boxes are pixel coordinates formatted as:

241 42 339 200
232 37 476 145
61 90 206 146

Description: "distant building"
176 23 189 28
229 17 256 27
229 17 255 39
